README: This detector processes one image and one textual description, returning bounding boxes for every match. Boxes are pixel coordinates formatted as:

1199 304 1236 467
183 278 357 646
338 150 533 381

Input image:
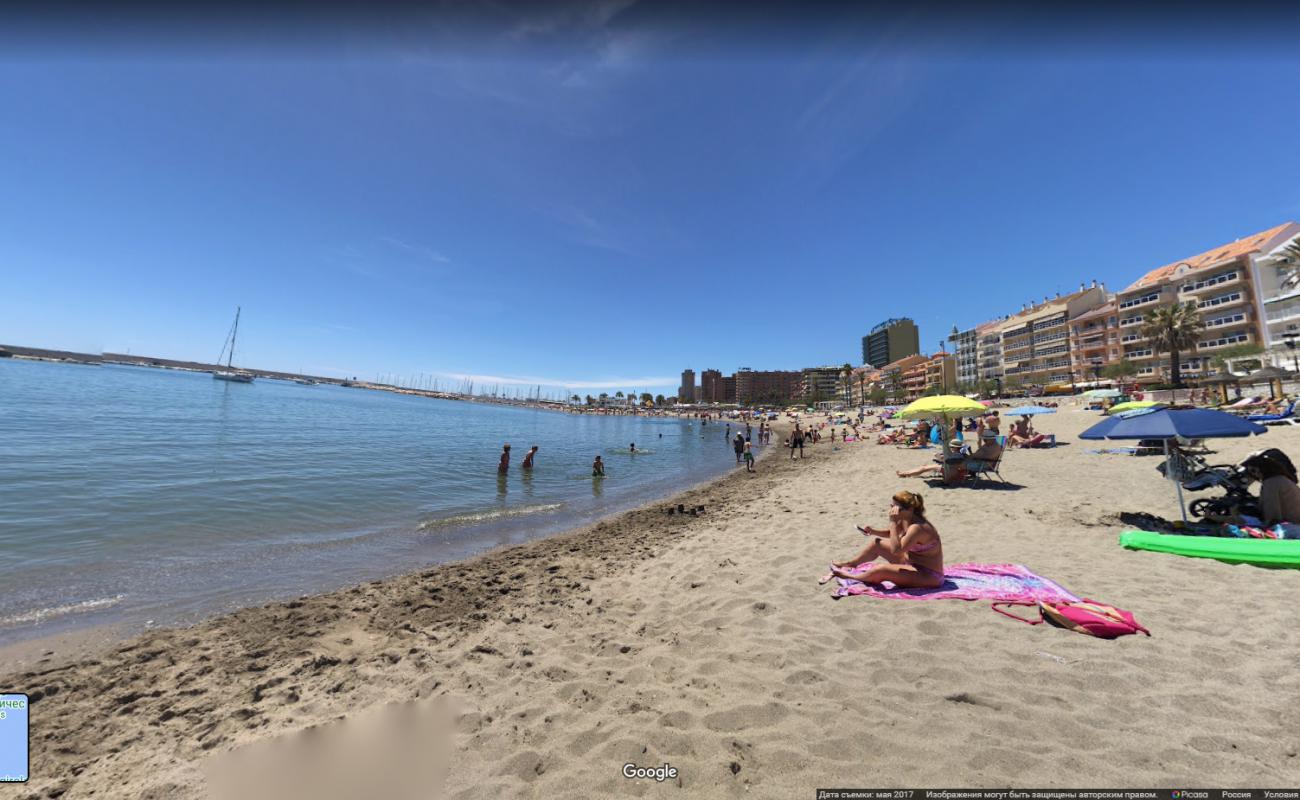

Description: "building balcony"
1118 292 1162 311
1264 300 1300 327
1180 270 1242 296
1119 315 1146 327
1196 291 1247 311
1197 332 1253 351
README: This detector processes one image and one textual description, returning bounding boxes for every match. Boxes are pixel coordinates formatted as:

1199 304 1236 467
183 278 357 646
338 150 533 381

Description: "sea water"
0 359 752 645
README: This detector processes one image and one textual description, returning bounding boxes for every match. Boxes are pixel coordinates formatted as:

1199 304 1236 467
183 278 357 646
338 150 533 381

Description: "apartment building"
947 326 979 387
1068 301 1120 383
1247 224 1300 369
997 285 1107 388
976 320 1003 385
879 354 928 403
801 366 847 404
678 369 696 403
734 368 801 405
1115 223 1298 383
700 369 723 403
923 353 957 396
848 365 882 406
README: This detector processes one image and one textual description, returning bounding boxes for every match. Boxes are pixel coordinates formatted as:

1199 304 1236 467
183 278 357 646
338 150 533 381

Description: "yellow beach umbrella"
897 395 989 420
1105 400 1162 416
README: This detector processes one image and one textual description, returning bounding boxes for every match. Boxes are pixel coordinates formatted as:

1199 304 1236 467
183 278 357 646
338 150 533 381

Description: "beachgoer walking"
522 445 538 469
790 426 805 460
498 444 511 473
744 440 755 472
733 432 745 463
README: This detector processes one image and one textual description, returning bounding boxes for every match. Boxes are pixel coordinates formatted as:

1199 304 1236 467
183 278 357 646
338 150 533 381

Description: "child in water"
592 455 605 477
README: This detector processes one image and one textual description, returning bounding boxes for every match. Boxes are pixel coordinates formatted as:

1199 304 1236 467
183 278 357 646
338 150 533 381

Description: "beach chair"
964 436 1007 485
1246 400 1298 426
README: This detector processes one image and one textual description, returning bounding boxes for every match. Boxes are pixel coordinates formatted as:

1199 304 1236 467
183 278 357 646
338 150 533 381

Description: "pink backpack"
992 599 1150 639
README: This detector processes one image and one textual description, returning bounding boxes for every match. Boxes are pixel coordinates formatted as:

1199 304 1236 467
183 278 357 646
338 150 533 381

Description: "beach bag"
991 599 1150 639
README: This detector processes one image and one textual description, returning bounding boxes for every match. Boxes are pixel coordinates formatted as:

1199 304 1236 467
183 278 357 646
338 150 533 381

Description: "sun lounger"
1246 400 1298 426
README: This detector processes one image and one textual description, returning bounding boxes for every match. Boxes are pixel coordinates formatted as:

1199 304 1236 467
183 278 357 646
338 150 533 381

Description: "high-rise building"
700 369 722 403
947 326 979 387
678 369 696 403
719 374 736 403
864 318 920 368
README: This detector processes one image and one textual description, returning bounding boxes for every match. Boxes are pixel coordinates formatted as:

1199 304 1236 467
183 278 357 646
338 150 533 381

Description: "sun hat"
981 430 997 439
949 438 962 448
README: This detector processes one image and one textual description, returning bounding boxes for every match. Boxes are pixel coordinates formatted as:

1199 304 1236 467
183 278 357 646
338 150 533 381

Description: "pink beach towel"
831 562 1080 602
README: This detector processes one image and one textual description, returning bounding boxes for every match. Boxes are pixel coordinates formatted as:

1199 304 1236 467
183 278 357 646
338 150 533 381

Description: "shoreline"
2 418 806 798
0 416 795 671
0 419 791 672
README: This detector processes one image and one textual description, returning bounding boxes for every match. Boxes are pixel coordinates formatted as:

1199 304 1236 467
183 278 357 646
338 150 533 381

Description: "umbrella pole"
1164 439 1188 524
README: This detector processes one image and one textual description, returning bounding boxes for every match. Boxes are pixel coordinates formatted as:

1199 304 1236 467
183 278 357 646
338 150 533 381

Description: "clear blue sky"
4 2 1299 396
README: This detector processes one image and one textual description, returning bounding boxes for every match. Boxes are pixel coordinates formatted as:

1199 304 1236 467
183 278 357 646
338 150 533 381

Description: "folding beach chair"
964 435 1007 485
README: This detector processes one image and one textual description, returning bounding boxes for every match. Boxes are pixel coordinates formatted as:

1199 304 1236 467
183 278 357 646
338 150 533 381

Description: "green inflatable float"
1119 530 1300 568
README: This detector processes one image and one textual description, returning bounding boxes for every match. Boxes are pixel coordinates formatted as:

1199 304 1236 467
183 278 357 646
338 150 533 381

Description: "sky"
4 1 1300 397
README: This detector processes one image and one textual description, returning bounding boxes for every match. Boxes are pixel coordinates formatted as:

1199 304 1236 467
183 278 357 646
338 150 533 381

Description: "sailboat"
213 307 255 383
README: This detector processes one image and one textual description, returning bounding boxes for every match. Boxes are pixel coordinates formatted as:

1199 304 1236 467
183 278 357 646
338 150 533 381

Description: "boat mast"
229 307 241 369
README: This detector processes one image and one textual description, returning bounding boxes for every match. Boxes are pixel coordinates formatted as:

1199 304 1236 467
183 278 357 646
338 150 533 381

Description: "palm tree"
570 394 580 405
655 394 666 406
1141 302 1204 389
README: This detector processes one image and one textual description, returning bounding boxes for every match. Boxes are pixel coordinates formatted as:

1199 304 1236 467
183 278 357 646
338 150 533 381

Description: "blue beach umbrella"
1005 405 1056 416
1080 408 1267 522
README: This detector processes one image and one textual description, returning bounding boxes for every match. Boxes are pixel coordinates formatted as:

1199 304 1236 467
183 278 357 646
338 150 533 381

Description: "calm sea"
0 359 753 646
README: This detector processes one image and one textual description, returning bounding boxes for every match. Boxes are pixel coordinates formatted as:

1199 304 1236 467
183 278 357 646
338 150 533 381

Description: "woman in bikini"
826 491 944 588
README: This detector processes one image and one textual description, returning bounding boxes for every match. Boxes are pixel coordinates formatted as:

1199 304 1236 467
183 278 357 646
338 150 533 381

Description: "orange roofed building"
1115 222 1300 384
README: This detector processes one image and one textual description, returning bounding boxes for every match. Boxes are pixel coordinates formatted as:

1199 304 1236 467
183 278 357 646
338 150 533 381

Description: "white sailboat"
213 307 255 383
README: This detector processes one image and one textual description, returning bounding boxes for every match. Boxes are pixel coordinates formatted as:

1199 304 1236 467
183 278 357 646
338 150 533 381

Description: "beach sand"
5 406 1299 798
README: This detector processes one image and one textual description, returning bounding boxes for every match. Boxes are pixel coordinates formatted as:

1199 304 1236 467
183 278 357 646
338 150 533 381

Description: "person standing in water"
733 432 745 463
629 442 636 453
498 444 511 473
521 445 538 469
592 455 605 476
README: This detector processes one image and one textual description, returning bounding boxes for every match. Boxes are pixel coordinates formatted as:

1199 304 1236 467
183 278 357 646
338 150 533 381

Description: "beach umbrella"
1005 405 1056 416
1199 371 1241 405
1244 366 1293 400
898 395 988 479
1105 400 1163 416
897 395 988 420
1080 408 1267 522
1084 388 1123 399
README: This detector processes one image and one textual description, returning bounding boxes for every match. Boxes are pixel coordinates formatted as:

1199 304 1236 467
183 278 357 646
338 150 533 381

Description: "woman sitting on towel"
829 491 944 588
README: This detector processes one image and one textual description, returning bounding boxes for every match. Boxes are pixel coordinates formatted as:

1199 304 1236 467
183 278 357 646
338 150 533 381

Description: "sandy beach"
5 406 1299 798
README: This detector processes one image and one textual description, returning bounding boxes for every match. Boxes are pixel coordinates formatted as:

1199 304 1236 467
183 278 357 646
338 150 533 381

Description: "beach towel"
830 562 1080 602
